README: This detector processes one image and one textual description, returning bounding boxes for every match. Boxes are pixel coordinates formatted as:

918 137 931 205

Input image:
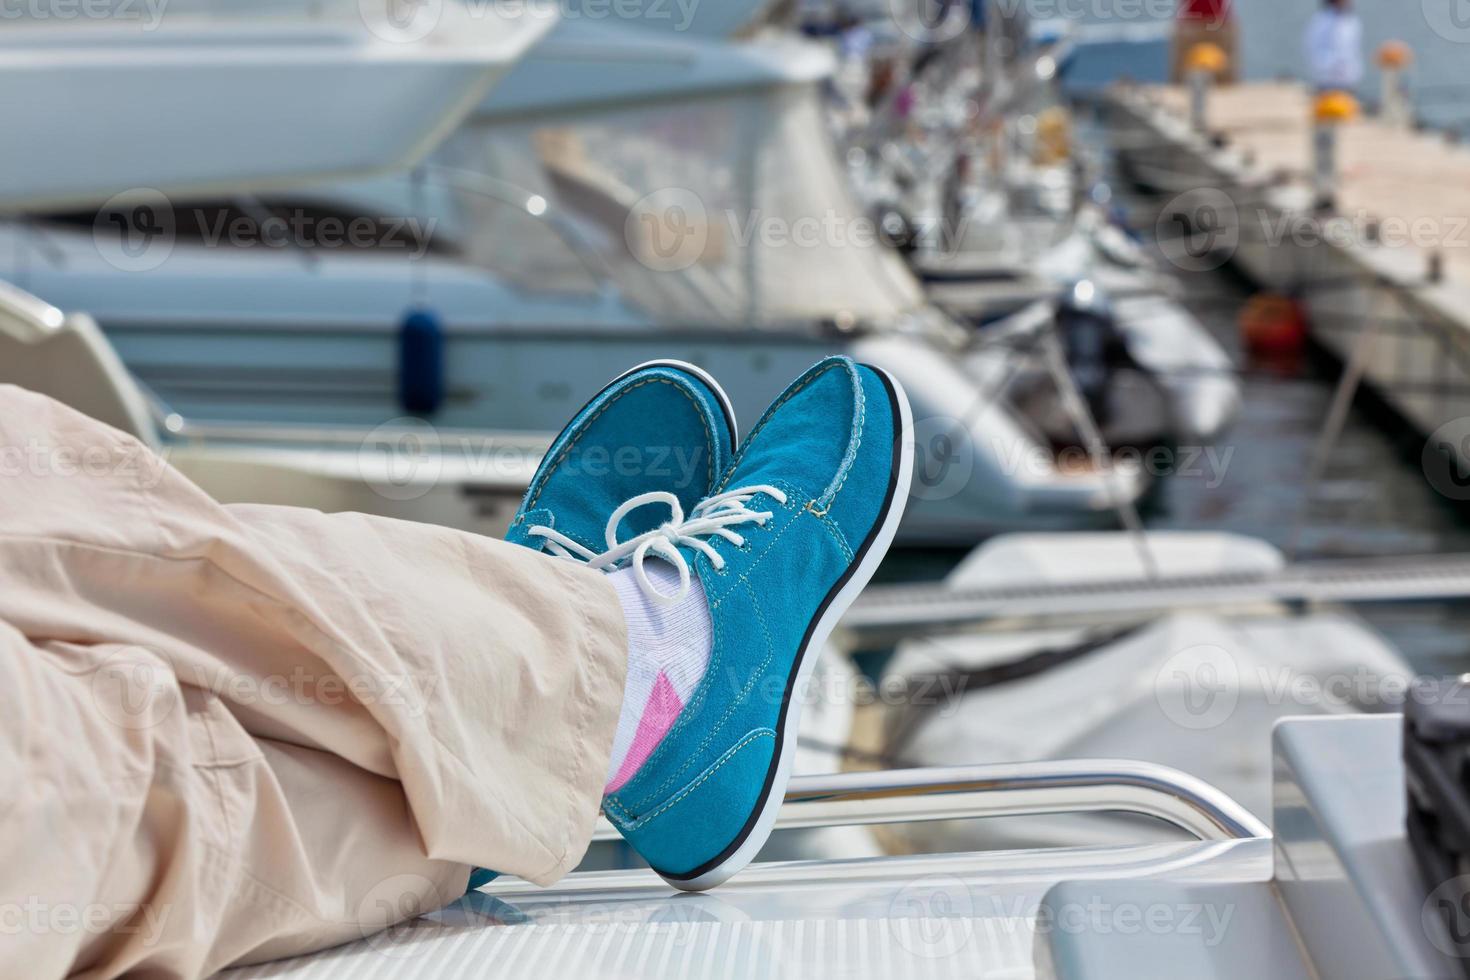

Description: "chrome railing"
843 552 1470 644
590 759 1270 845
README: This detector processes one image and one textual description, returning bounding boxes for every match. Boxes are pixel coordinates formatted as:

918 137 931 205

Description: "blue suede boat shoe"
602 355 914 890
504 360 737 559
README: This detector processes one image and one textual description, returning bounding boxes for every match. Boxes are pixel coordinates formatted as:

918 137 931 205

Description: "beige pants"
0 386 627 979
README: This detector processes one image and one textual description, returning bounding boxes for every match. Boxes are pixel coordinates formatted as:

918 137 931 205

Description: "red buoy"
1240 293 1308 357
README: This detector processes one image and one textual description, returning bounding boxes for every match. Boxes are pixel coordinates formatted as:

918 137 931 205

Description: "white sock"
604 560 713 792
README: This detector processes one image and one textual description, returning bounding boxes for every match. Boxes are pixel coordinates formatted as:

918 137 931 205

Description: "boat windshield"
440 85 926 328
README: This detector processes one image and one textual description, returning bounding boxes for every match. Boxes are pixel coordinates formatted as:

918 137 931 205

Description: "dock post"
1188 70 1208 133
1311 91 1359 211
1183 43 1228 134
1311 125 1336 210
1376 42 1413 128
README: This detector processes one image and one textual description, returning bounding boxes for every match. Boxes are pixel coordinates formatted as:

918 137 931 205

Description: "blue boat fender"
398 308 445 415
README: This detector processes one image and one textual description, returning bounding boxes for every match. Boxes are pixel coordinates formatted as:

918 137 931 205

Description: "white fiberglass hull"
0 230 1146 542
1 3 552 209
927 222 1241 446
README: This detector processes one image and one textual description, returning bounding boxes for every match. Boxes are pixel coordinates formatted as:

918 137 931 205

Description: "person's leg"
0 385 626 977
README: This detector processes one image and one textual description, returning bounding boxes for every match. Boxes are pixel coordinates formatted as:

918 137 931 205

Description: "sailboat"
830 6 1241 455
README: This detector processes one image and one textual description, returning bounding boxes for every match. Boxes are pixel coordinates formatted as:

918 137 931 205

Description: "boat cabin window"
444 86 925 327
42 200 460 257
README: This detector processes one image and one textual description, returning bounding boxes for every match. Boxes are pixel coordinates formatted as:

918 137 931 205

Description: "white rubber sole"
618 358 739 453
663 365 915 891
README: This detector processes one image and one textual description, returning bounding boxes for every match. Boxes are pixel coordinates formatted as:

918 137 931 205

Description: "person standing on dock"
1172 0 1238 85
1303 0 1363 93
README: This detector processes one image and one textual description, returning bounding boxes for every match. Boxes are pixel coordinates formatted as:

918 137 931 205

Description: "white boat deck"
217 759 1271 978
223 839 1269 979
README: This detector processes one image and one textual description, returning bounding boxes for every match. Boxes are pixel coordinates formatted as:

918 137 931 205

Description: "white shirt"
1303 9 1364 89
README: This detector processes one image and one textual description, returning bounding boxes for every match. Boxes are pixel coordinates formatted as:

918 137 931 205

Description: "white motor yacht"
2 18 1147 543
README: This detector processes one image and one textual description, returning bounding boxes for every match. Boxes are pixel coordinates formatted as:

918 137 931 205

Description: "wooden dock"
1138 82 1470 281
1104 81 1470 470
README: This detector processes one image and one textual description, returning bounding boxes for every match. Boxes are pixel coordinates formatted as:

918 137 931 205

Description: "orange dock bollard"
1313 90 1360 124
1240 293 1308 358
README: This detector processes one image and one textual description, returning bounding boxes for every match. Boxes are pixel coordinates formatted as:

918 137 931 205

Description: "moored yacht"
3 17 1146 543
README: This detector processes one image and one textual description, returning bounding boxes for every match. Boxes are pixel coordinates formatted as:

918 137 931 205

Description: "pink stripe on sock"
605 671 684 793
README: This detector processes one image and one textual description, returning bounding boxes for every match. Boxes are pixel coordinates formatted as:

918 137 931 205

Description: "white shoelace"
527 485 788 605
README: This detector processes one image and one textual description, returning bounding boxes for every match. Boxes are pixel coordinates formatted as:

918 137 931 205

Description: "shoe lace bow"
527 485 787 605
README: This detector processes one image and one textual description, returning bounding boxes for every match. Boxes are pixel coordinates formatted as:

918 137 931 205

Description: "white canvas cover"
439 85 926 326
